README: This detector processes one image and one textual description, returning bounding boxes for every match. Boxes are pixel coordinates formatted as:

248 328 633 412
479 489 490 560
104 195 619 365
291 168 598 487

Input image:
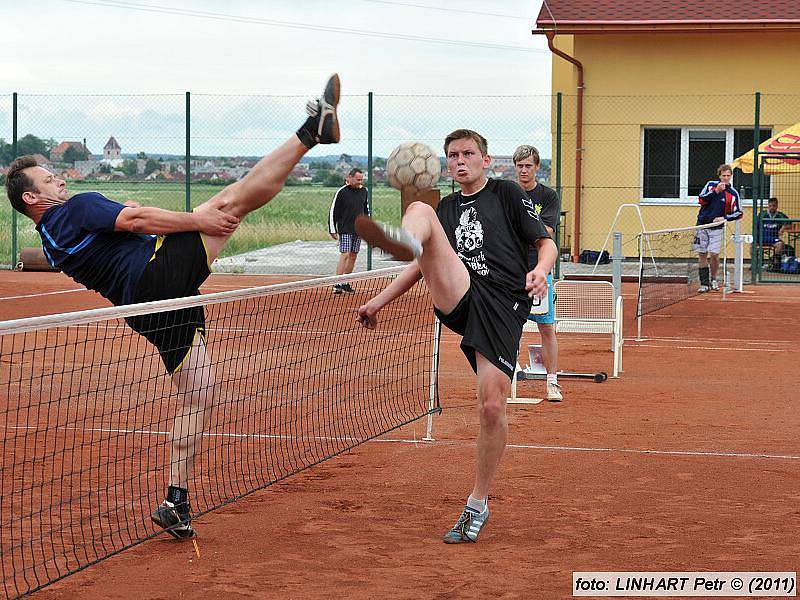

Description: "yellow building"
534 0 800 260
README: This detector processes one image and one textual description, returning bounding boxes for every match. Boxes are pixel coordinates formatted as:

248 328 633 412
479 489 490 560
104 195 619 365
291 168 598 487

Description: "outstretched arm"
356 262 423 329
115 206 239 237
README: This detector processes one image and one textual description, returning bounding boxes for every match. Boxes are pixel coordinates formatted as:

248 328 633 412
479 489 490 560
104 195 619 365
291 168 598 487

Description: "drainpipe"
544 31 584 263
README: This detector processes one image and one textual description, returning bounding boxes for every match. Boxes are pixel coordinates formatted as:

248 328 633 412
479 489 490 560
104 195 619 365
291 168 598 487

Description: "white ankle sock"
467 494 486 512
547 373 558 385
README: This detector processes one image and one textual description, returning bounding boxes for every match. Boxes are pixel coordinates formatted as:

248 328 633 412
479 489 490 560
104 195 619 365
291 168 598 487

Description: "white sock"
547 373 558 385
466 494 486 512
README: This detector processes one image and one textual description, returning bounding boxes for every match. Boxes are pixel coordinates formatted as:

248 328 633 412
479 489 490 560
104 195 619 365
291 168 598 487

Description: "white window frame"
640 126 769 206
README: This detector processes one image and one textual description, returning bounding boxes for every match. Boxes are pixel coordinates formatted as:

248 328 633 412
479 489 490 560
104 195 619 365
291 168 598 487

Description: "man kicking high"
5 74 342 539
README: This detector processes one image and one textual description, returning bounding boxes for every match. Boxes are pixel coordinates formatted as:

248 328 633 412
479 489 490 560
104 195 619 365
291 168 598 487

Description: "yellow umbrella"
731 122 800 174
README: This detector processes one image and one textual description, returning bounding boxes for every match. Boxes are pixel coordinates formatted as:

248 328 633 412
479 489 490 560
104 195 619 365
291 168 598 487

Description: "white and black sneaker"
355 216 422 262
297 74 341 148
443 504 489 543
710 279 720 291
697 284 710 293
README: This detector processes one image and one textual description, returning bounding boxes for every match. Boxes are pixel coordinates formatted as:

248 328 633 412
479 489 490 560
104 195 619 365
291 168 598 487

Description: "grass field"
0 181 451 265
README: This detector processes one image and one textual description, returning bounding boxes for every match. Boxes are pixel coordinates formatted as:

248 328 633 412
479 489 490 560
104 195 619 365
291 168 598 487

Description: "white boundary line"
630 344 785 353
7 425 798 461
0 288 89 301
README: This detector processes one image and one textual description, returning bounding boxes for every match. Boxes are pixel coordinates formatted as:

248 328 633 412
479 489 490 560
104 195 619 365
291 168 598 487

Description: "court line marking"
626 335 792 344
0 288 89 301
7 425 798 461
629 344 785 352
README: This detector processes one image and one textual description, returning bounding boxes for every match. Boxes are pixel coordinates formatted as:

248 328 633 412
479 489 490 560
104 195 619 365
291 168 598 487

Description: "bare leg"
698 253 709 269
194 73 340 263
169 334 216 489
538 323 558 374
709 253 720 280
197 137 309 263
344 252 357 274
471 353 510 501
402 201 470 313
335 252 349 276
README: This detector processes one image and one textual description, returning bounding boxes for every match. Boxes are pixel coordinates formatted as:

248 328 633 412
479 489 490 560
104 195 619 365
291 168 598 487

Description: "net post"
636 232 644 341
722 222 729 299
423 318 442 442
611 232 622 352
732 219 746 293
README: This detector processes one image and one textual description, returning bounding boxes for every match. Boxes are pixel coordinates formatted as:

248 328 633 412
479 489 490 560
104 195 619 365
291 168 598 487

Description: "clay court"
1 270 798 599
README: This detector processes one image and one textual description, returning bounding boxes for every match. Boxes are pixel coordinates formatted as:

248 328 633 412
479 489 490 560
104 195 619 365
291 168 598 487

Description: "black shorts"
125 232 211 374
434 281 530 380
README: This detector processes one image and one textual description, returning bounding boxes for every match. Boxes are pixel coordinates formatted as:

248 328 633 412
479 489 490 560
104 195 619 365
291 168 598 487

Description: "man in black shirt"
355 129 556 543
513 144 562 401
328 168 369 293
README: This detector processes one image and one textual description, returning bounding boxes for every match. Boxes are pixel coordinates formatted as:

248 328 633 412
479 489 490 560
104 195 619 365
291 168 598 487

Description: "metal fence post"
185 92 191 212
367 91 373 271
11 92 18 267
751 91 761 283
555 92 562 280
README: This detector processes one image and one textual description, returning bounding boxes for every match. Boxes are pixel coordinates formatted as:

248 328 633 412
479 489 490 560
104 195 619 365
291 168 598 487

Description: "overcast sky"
0 0 554 157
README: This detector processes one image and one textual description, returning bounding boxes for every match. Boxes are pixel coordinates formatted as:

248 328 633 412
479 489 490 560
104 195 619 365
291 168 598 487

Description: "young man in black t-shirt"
513 144 562 401
355 129 557 543
328 168 369 293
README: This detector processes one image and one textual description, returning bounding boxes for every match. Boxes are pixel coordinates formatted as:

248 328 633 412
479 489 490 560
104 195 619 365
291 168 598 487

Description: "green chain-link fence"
2 90 800 278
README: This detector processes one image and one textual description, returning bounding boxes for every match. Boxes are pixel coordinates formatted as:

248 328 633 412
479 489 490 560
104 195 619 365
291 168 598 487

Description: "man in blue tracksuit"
694 164 743 292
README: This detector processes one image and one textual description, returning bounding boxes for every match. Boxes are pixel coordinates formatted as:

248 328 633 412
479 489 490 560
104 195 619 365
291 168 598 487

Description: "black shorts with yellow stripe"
125 231 211 374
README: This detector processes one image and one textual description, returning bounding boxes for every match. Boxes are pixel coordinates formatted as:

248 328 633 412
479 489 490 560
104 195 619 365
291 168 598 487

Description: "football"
385 142 441 193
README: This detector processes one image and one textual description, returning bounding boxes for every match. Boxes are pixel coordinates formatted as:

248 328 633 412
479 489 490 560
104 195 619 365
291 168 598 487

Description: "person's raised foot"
355 216 422 262
297 74 341 148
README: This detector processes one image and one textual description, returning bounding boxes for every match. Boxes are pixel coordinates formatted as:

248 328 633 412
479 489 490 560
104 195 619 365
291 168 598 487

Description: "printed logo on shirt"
520 196 543 221
455 207 489 276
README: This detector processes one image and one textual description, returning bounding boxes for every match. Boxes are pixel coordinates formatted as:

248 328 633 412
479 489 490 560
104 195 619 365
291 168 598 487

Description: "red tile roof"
537 0 800 26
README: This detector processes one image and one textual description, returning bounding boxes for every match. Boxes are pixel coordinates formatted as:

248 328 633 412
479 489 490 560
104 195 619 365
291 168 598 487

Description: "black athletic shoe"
341 283 355 294
151 500 196 539
297 74 341 148
333 283 344 294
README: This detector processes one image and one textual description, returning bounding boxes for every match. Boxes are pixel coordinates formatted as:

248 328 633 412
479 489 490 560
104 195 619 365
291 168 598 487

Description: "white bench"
522 279 623 378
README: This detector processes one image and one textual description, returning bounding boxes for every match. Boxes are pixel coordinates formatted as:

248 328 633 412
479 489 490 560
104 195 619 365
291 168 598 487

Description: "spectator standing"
329 168 369 293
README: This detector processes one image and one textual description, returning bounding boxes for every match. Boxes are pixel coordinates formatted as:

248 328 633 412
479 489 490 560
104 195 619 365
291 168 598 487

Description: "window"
643 129 679 198
641 127 772 203
687 130 726 196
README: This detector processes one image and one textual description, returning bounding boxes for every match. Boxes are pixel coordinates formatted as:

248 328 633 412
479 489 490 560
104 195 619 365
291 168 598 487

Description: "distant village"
0 135 551 186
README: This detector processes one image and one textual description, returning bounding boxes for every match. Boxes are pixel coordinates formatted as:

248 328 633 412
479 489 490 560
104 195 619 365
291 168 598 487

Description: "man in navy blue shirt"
694 164 743 292
5 74 341 540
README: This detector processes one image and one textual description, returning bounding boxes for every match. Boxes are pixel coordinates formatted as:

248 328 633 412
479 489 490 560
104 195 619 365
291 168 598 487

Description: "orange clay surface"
1 271 798 599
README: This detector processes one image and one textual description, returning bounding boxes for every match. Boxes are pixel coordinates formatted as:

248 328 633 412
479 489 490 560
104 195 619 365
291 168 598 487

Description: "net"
0 267 439 598
636 221 730 322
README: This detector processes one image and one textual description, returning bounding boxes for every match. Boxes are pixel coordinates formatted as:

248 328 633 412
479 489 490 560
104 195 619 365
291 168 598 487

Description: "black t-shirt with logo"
436 178 551 307
523 183 560 268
